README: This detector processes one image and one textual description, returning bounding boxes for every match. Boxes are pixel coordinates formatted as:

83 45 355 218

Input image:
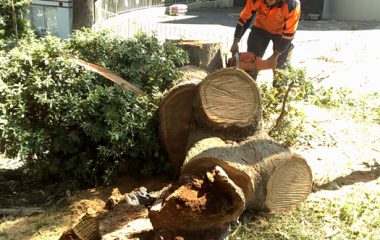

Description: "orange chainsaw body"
227 52 274 72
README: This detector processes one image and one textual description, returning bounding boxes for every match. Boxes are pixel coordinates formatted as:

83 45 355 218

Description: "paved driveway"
116 7 380 92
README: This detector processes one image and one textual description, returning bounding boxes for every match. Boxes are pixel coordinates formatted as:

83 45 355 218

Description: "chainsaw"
226 52 274 72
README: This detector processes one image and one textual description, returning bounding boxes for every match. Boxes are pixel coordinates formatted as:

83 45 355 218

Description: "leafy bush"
259 64 314 147
67 29 188 95
0 0 31 40
0 30 189 186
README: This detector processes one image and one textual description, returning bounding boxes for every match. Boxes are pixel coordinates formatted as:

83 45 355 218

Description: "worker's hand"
230 38 240 54
267 51 281 69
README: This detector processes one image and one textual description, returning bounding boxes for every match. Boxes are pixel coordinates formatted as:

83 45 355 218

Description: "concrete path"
120 7 380 93
149 7 380 94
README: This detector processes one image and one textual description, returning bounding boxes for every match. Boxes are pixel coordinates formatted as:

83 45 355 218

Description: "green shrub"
67 29 189 95
0 30 189 186
259 64 314 147
0 0 31 40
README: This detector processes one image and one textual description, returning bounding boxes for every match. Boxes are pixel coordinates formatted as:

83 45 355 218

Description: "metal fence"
96 0 208 16
93 0 237 52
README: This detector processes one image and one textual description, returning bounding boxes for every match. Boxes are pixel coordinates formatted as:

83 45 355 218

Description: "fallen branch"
66 55 145 95
273 80 295 129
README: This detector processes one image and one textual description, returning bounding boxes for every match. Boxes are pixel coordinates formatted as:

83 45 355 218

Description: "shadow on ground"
317 164 380 191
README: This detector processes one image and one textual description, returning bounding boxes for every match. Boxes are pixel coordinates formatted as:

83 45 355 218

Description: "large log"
183 132 313 212
149 132 312 237
159 66 208 171
194 68 262 139
152 62 312 238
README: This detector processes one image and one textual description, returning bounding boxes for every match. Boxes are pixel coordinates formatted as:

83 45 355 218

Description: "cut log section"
149 166 245 239
159 67 208 171
99 204 153 240
59 213 100 240
195 68 262 138
171 40 224 72
182 132 312 212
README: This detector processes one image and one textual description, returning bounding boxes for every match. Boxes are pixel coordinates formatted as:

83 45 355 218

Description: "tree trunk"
150 132 312 237
73 0 95 30
159 66 208 171
194 68 262 139
182 132 313 212
172 40 224 72
10 0 18 43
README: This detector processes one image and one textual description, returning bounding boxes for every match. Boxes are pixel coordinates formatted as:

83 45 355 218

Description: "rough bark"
99 204 153 240
182 132 312 212
194 68 262 139
172 40 224 72
73 0 95 30
60 188 157 240
59 213 100 240
159 66 207 171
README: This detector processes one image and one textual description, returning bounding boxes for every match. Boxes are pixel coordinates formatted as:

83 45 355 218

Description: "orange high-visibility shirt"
235 0 301 52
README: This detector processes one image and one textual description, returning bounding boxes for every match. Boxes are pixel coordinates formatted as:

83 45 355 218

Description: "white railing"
93 0 240 53
96 0 206 18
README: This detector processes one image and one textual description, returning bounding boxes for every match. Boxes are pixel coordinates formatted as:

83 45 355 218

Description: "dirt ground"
1 10 380 240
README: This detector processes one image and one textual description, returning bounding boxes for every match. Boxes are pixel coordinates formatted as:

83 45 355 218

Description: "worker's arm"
274 0 301 54
234 12 256 41
231 0 260 53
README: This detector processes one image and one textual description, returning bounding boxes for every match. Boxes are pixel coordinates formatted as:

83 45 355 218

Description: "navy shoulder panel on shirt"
285 0 298 12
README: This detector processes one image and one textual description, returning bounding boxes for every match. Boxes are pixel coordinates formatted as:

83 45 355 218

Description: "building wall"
323 0 380 21
30 0 73 38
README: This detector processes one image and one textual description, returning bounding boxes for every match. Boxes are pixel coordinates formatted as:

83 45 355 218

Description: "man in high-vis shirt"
230 0 301 79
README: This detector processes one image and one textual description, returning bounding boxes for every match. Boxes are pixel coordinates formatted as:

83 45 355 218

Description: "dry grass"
0 208 69 240
231 179 380 240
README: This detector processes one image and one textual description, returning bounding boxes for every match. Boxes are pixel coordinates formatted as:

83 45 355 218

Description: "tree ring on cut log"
196 68 262 137
265 155 312 213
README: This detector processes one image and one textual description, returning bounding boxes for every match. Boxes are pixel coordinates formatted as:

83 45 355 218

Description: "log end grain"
265 154 313 213
196 68 262 138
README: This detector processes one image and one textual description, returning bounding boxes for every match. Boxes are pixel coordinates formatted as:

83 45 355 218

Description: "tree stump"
172 40 224 72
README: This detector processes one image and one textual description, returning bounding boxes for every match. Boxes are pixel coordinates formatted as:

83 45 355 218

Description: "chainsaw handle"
234 52 240 68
